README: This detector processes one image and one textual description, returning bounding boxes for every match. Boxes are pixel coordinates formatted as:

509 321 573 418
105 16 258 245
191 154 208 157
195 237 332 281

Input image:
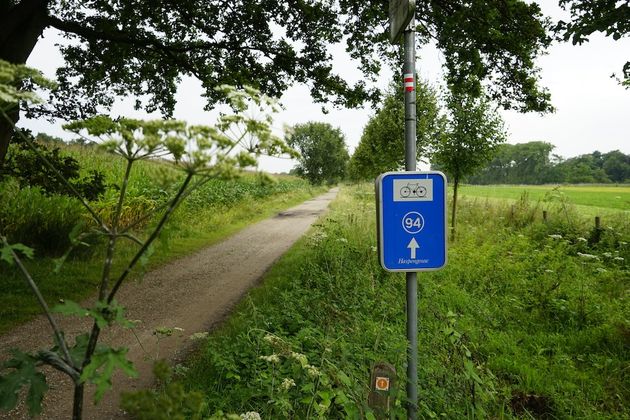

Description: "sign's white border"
376 171 448 272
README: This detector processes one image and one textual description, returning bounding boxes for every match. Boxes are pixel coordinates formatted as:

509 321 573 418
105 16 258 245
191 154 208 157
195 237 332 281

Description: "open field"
459 184 630 212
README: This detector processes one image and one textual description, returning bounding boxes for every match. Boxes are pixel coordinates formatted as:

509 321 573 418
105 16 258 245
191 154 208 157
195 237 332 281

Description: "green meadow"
459 184 630 212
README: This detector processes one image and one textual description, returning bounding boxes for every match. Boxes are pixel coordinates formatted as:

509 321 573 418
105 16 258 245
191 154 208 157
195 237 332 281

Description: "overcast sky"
21 1 630 173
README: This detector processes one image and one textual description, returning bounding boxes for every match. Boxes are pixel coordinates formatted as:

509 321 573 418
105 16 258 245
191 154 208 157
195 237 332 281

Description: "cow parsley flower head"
290 352 308 367
259 354 280 364
577 252 599 260
263 334 281 346
305 364 321 377
281 378 296 390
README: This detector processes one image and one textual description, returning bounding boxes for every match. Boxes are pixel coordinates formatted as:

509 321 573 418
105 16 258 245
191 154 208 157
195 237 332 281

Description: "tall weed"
0 179 85 256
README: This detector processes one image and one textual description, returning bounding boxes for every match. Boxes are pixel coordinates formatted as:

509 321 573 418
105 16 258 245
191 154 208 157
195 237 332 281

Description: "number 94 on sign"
402 211 424 234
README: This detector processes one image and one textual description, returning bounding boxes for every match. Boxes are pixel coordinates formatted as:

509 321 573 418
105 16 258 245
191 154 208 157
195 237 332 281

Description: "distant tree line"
465 141 630 184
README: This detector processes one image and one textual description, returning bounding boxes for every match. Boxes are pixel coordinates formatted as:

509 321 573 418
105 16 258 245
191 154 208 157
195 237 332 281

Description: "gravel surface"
0 188 338 419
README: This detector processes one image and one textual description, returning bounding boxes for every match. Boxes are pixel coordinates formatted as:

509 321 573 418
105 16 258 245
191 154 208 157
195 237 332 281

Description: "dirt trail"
0 188 338 419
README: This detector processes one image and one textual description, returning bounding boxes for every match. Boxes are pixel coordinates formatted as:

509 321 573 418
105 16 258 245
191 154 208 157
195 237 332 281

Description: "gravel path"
0 188 338 419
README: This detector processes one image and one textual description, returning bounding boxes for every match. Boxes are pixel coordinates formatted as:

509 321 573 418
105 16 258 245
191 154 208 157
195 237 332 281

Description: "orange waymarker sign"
375 376 390 391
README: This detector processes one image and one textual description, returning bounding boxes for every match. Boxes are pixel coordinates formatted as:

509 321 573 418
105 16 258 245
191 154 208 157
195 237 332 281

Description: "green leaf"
0 247 12 266
0 350 48 416
10 244 34 260
0 370 22 412
25 372 47 416
53 300 133 329
463 359 484 385
53 300 91 318
334 389 349 405
69 334 90 367
98 300 135 328
336 370 352 387
317 390 332 401
81 347 137 403
0 243 34 265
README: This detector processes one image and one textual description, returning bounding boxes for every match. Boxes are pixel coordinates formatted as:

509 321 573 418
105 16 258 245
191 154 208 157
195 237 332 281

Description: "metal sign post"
375 170 448 420
384 2 446 418
404 12 418 420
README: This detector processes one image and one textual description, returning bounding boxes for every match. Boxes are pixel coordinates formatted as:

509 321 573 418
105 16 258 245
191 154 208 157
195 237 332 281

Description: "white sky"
21 2 630 173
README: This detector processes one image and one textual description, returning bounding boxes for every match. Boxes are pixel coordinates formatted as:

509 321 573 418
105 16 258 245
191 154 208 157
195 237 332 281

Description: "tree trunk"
0 0 50 165
450 177 459 242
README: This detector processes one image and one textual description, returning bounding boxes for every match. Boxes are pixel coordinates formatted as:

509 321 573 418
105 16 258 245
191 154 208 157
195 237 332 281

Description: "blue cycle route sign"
375 171 447 272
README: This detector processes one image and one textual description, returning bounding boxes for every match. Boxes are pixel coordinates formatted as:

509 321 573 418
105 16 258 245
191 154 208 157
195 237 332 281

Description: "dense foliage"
432 92 506 239
468 142 630 185
348 80 443 181
1 129 106 200
557 0 630 86
175 185 628 418
287 122 349 185
1 1 554 165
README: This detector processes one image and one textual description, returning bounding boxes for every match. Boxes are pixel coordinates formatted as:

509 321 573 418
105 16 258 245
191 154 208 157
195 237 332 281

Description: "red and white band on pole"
403 73 414 92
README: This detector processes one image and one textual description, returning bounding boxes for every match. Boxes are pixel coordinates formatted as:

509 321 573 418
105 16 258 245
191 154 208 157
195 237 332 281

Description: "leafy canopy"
5 0 554 121
432 92 507 185
348 79 443 181
469 145 630 185
426 0 553 112
0 59 56 111
556 0 630 86
287 122 349 185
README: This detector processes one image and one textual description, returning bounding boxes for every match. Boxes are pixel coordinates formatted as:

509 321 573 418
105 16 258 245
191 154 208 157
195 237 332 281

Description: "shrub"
0 129 106 201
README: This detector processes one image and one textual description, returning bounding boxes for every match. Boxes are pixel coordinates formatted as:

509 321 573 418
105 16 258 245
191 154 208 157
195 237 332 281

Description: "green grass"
459 184 630 212
0 144 326 334
176 185 629 419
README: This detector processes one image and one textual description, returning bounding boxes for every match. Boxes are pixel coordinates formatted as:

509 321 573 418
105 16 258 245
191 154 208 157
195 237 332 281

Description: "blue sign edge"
375 171 448 273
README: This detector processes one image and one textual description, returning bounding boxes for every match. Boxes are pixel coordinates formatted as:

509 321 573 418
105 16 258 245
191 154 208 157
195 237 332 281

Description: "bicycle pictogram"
399 182 427 198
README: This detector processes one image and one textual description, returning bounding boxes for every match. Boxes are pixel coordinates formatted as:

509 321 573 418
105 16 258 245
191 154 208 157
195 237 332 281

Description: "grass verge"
176 184 628 419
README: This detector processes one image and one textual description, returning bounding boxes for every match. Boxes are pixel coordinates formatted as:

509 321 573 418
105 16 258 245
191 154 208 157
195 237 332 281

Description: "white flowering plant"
252 332 363 418
0 63 297 419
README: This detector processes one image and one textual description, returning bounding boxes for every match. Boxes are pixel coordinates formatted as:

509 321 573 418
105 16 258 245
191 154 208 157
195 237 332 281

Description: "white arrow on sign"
407 237 419 259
